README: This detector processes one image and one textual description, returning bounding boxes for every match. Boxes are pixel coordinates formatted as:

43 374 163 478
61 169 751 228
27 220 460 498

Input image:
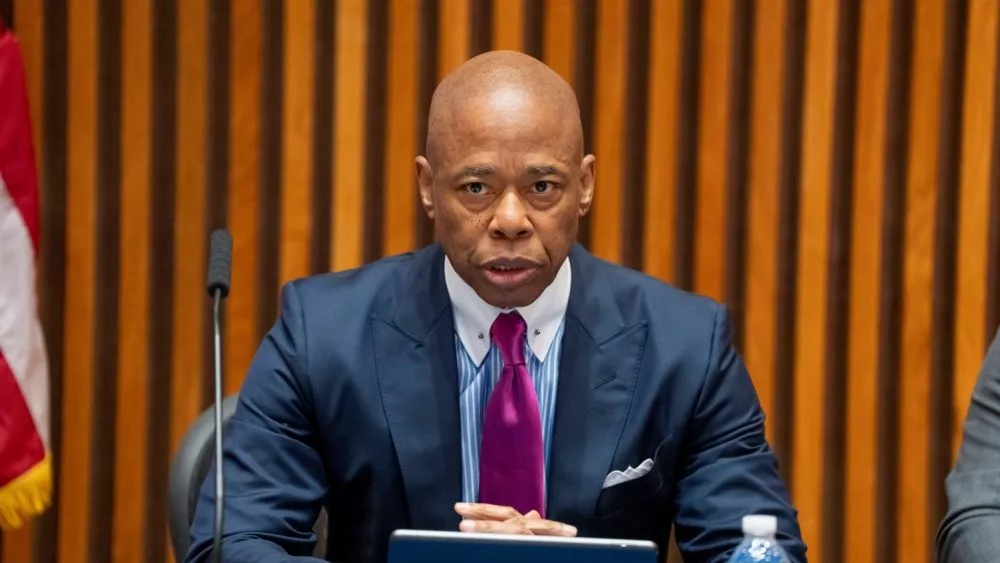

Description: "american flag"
0 17 51 530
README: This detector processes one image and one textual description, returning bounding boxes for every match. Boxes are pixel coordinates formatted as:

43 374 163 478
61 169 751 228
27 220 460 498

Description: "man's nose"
490 190 532 240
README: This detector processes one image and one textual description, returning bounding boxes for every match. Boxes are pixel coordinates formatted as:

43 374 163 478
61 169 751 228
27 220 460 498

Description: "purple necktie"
477 312 546 517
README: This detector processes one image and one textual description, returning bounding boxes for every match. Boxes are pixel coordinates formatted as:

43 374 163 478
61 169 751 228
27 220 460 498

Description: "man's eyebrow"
456 165 497 178
526 165 564 177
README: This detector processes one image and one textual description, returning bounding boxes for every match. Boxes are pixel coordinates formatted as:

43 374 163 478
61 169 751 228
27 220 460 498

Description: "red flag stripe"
0 28 40 252
0 351 45 487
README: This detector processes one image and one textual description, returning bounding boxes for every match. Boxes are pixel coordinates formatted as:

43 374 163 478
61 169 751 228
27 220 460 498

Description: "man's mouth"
482 259 539 288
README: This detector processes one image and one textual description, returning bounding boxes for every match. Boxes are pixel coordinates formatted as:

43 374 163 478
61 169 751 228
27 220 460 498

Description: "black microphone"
206 229 232 563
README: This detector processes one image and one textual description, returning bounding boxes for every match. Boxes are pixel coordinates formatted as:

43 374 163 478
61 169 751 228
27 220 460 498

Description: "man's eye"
465 182 486 194
533 181 553 193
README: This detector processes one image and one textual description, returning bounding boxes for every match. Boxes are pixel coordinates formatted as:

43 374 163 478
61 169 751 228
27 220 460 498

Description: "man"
186 51 806 562
938 327 1000 562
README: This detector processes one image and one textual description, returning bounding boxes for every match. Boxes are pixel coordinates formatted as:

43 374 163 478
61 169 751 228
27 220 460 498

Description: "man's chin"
476 282 545 309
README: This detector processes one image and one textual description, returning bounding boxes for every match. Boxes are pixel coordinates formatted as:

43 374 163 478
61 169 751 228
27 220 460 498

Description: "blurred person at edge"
939 327 1000 563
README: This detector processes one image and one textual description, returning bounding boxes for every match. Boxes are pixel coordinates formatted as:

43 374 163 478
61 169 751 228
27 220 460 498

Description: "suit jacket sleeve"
938 328 1000 563
185 283 328 563
672 307 807 562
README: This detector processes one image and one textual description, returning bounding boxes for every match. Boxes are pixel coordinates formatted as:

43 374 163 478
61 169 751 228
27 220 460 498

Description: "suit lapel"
373 246 463 530
547 246 648 523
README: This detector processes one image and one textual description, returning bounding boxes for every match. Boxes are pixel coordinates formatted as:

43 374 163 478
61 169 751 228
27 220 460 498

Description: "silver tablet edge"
389 529 658 551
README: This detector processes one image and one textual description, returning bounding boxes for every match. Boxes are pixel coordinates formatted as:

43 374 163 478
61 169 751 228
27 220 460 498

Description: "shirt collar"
444 256 571 366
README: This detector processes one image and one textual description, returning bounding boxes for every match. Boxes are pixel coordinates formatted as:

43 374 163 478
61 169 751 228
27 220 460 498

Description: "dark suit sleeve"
937 328 1000 563
185 283 328 563
672 307 807 563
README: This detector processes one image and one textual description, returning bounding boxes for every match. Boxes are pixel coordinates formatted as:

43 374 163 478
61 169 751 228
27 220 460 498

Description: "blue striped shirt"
456 321 565 503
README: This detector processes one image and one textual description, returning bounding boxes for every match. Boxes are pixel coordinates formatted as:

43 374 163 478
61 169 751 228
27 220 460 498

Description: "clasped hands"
454 502 578 537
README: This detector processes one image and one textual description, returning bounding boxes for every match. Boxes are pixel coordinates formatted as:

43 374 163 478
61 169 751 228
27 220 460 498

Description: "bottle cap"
742 515 778 537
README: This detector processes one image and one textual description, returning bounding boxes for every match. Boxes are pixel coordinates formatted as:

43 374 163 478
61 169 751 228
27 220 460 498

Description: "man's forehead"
430 94 580 164
432 121 579 169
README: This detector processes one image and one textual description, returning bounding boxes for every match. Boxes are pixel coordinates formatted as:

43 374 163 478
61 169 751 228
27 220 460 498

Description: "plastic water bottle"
727 515 789 563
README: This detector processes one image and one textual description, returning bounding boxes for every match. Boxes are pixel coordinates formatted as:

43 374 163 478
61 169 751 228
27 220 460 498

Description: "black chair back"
167 395 329 561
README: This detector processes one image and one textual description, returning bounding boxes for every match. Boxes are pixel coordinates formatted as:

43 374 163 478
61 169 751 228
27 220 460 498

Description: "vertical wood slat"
332 0 368 272
438 0 469 80
58 0 98 561
169 0 208 456
491 0 524 51
845 1 891 561
792 0 841 559
928 0 967 533
279 0 315 285
225 0 262 395
111 0 151 561
744 0 788 445
383 0 420 256
952 0 998 457
641 0 681 284
362 0 388 264
897 0 945 561
620 0 651 271
692 0 732 302
542 0 574 85
257 0 282 333
590 0 627 262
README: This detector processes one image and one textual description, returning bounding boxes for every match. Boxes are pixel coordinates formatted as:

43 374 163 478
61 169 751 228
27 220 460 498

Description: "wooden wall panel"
590 0 627 262
542 0 574 85
169 0 208 457
744 0 786 444
641 0 680 284
953 0 998 458
58 0 97 560
693 0 732 302
898 0 945 559
383 0 420 256
6 2 1000 563
792 1 840 557
492 0 524 51
113 0 152 561
225 0 263 395
438 0 469 79
280 0 316 285
332 0 368 272
845 0 891 560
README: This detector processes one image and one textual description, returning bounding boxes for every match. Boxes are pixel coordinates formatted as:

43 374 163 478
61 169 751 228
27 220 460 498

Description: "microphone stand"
211 289 225 563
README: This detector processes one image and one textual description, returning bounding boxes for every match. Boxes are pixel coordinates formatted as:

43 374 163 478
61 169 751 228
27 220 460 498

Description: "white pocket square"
602 458 654 489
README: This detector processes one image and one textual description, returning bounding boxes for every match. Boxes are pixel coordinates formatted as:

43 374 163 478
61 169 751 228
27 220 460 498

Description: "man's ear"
416 156 435 219
578 154 595 216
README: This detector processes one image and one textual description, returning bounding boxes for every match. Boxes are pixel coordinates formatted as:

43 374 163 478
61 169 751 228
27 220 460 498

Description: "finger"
460 519 534 535
524 510 540 519
519 518 578 537
454 502 522 521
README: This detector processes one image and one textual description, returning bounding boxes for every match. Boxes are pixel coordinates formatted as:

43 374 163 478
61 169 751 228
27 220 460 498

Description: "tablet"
388 529 659 563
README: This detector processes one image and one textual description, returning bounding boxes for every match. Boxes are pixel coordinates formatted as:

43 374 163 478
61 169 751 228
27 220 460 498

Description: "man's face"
417 87 595 308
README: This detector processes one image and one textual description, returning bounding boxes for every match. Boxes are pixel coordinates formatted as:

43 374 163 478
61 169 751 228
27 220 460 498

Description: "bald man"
185 51 806 563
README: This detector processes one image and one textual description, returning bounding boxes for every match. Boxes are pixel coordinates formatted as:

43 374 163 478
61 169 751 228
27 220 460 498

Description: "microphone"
206 229 232 563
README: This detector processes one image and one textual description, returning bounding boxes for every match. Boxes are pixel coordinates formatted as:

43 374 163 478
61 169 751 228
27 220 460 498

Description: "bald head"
425 51 584 166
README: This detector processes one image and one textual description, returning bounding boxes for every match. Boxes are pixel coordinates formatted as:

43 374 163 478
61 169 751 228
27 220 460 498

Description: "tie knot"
490 312 527 366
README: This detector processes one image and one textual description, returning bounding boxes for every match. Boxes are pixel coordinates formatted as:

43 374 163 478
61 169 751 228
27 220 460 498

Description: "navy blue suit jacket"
186 244 806 563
